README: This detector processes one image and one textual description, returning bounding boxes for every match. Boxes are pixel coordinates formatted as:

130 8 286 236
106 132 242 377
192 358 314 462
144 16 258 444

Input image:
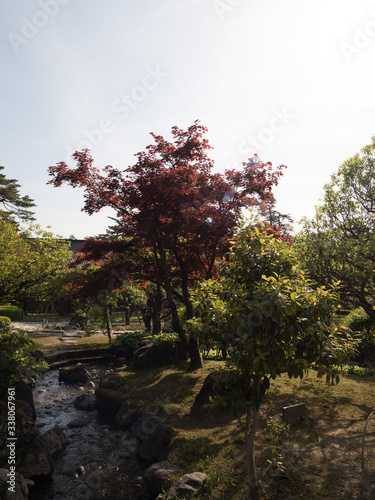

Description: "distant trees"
0 166 35 224
295 136 375 320
191 220 358 499
48 121 286 369
0 220 72 312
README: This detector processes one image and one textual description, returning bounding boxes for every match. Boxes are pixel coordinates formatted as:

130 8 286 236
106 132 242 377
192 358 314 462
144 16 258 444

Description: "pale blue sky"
1 0 375 238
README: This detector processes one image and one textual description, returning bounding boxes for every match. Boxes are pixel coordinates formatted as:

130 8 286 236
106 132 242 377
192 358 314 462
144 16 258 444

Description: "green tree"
0 166 35 223
191 220 358 500
295 136 375 320
0 320 48 399
0 220 72 312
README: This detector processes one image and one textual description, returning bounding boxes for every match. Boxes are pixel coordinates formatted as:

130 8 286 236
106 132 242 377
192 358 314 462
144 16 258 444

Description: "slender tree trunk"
104 305 112 343
181 274 203 370
152 284 162 335
245 378 262 500
124 297 131 325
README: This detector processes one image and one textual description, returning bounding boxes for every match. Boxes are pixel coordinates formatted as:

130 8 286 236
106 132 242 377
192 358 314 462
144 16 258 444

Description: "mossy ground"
119 362 375 500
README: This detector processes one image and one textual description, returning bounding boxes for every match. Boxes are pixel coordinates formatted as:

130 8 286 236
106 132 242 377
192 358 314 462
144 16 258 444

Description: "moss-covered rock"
133 341 187 370
95 388 128 415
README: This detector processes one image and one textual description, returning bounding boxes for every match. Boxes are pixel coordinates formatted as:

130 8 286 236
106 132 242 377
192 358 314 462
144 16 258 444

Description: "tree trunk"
124 297 131 325
152 284 162 335
104 305 112 343
188 334 204 371
245 378 262 500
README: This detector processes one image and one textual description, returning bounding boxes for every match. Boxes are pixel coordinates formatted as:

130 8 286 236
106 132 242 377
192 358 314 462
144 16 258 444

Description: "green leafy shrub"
112 330 152 350
342 308 375 365
0 305 23 321
0 322 48 399
0 316 11 325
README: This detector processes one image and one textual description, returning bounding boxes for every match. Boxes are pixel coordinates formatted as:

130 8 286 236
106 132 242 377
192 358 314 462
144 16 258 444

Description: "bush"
0 305 23 321
112 330 152 351
0 322 48 399
342 308 375 365
0 316 11 326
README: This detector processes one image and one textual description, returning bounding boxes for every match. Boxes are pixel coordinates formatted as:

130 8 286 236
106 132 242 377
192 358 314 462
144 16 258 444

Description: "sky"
1 0 375 238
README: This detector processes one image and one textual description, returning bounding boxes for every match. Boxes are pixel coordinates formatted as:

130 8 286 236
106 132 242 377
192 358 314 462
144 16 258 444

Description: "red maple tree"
48 121 286 369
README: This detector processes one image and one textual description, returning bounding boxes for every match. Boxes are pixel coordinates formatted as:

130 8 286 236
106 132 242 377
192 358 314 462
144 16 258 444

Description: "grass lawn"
118 361 375 500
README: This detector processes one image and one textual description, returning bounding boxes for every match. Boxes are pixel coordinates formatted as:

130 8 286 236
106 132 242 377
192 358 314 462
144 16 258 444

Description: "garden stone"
74 394 98 411
167 472 207 499
15 379 36 420
131 415 163 442
59 363 90 384
95 387 127 414
143 461 183 498
67 416 94 428
136 423 171 464
99 372 127 392
42 425 68 456
115 406 140 428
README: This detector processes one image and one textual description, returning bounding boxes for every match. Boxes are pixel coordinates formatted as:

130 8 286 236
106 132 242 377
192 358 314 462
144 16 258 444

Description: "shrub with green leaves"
0 316 11 325
191 219 359 500
0 321 48 399
342 307 375 365
0 305 23 321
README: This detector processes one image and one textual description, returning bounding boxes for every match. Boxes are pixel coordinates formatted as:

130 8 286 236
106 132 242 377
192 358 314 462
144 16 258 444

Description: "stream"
29 365 145 500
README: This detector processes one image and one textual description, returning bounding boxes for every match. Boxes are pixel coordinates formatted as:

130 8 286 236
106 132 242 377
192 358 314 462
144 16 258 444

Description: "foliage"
295 136 375 320
48 121 286 369
0 220 72 312
0 316 11 325
0 166 35 224
0 322 48 399
264 417 290 470
112 330 152 350
191 219 359 499
112 330 179 350
0 305 23 321
341 307 375 365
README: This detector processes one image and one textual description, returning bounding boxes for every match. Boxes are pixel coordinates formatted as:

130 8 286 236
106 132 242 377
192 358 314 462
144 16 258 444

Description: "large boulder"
133 341 187 370
99 373 127 392
74 394 98 411
58 363 90 384
135 423 172 464
15 378 36 420
95 388 128 415
0 401 54 479
41 426 68 457
143 461 183 498
167 472 207 499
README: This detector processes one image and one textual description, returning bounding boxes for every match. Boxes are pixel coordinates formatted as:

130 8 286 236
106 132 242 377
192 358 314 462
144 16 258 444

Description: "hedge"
0 305 23 321
0 316 11 326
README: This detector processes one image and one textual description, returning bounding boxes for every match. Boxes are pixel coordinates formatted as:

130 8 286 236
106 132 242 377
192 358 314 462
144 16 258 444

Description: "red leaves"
48 121 287 302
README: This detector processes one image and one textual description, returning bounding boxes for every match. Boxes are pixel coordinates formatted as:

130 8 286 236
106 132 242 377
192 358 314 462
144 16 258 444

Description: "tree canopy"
295 136 375 320
0 220 72 312
48 121 286 369
190 219 358 499
0 166 35 224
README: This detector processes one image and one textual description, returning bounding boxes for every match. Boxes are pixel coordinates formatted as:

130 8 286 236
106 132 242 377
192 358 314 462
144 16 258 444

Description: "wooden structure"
282 403 306 423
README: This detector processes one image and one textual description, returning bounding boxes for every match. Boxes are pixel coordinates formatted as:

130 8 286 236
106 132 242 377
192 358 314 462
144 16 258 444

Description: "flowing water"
29 366 144 500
